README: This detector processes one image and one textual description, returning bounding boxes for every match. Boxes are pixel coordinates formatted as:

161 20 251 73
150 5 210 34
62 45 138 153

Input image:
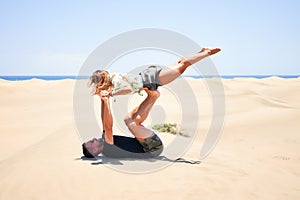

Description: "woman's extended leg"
158 47 221 85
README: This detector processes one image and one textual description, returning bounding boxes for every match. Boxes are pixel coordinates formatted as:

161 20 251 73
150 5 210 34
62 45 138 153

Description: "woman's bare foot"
199 47 221 56
144 88 160 99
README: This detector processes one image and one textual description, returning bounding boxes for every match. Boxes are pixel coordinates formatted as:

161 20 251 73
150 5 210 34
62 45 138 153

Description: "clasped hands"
99 90 111 101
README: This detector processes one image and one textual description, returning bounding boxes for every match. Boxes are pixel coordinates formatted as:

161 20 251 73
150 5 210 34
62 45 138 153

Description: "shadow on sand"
75 155 201 165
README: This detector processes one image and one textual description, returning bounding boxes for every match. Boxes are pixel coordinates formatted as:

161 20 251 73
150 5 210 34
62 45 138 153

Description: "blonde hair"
88 70 113 95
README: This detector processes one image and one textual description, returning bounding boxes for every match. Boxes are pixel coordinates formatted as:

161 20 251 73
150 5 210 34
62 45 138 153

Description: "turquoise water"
0 76 89 81
185 75 300 79
0 75 299 81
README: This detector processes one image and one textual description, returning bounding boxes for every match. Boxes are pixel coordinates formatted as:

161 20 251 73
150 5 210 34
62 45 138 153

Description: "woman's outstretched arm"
110 85 133 96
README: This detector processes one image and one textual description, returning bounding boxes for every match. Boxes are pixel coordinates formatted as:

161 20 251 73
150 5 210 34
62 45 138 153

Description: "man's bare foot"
199 47 221 56
144 88 160 98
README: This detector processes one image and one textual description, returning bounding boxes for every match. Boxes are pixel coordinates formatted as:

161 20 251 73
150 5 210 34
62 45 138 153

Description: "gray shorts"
139 66 162 91
138 133 164 157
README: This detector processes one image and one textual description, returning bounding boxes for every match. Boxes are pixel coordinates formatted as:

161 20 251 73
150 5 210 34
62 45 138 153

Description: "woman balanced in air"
88 47 221 97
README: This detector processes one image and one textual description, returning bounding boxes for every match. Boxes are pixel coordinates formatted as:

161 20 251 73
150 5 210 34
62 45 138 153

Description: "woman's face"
84 138 104 155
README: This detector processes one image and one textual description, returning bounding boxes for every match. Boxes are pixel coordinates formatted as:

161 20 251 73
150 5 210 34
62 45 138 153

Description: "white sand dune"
0 77 300 199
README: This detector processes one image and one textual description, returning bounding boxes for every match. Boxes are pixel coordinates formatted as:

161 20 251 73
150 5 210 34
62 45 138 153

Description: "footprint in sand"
272 155 291 160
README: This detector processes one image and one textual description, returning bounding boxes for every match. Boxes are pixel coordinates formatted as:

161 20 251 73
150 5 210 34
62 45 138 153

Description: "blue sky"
0 0 299 75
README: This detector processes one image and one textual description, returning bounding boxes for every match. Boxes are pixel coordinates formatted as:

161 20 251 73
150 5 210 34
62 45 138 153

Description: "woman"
88 47 221 96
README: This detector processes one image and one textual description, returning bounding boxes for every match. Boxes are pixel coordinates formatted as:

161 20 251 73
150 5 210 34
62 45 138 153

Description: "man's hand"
99 90 110 101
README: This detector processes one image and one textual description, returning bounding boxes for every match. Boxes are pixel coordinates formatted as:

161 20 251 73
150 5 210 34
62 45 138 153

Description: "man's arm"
101 99 105 130
100 91 114 144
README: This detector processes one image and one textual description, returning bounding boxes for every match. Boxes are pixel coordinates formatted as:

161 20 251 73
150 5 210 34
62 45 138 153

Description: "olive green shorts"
139 133 164 157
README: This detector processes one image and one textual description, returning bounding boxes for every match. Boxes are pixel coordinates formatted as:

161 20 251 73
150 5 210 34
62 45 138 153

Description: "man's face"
84 138 104 156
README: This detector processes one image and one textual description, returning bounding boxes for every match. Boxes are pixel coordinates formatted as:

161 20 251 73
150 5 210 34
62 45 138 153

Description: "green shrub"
152 123 178 135
152 123 189 137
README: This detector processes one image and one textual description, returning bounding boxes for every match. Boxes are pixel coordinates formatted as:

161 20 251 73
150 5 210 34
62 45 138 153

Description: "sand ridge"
0 77 299 199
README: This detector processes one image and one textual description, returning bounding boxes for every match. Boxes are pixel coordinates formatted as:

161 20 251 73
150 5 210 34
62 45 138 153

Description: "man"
82 88 164 158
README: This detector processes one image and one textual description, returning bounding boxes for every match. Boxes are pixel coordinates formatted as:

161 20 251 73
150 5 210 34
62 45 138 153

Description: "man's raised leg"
124 89 160 140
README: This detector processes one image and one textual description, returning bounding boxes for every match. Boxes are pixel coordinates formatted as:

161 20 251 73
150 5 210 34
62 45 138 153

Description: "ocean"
0 75 299 81
0 76 89 81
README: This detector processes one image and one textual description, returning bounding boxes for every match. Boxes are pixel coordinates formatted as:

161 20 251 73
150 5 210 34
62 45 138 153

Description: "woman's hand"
99 90 110 101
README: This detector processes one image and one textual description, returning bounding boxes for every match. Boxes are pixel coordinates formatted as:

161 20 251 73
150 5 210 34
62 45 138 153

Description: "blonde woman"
88 47 221 97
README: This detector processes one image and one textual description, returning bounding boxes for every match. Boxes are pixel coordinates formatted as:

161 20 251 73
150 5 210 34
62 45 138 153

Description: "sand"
0 77 300 199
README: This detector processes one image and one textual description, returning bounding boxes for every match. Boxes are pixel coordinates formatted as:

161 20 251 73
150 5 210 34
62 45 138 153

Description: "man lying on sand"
82 88 164 158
